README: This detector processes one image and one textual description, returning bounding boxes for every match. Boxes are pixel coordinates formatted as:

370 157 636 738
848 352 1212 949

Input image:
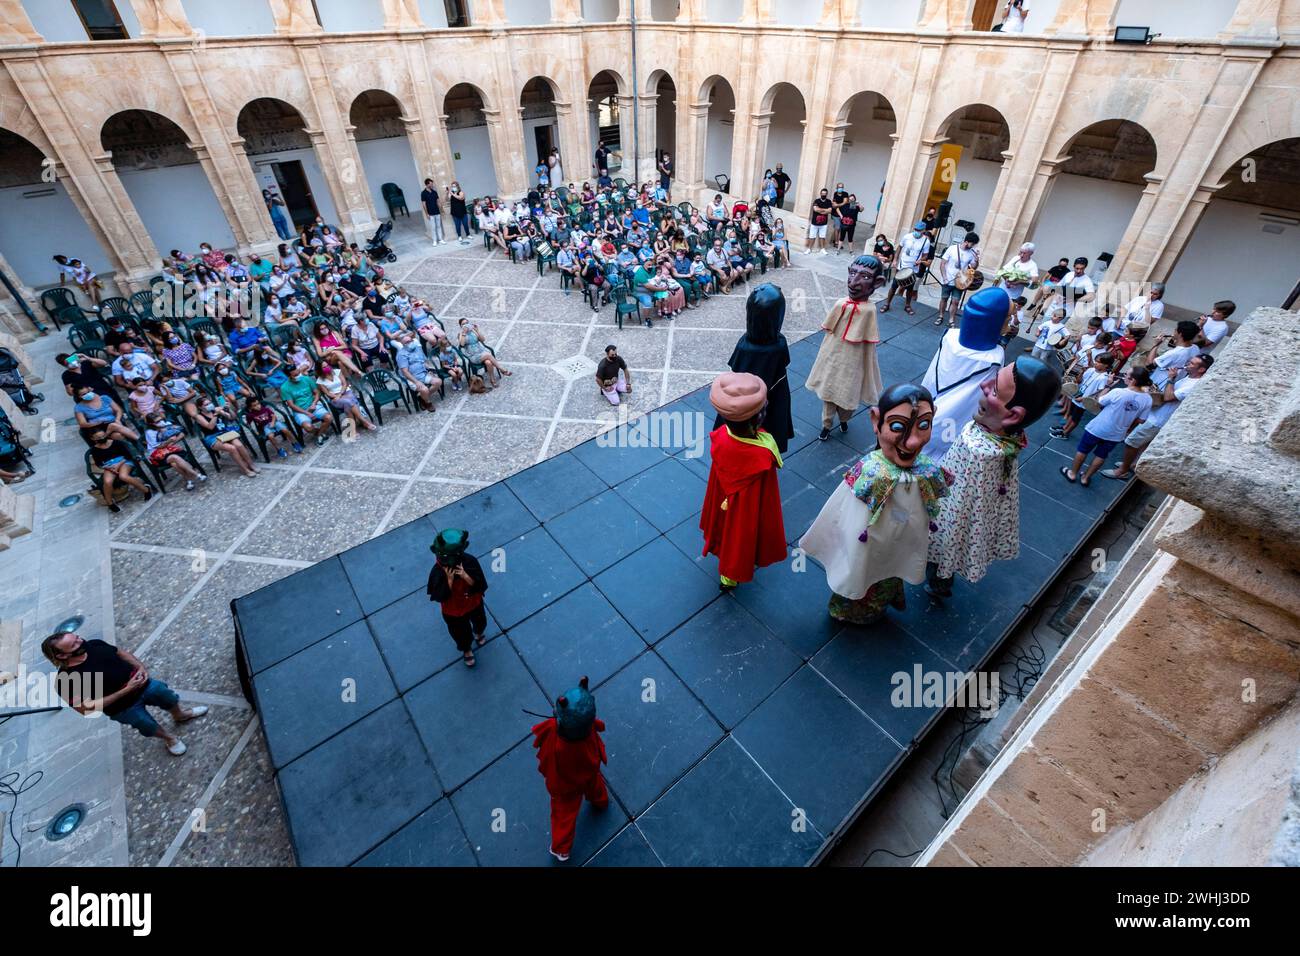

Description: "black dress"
714 285 794 452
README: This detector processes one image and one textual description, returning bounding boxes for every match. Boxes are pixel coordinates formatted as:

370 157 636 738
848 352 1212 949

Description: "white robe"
921 330 1004 461
799 480 930 600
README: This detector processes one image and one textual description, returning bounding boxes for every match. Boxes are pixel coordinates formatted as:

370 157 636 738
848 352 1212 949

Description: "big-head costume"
804 255 886 430
700 372 787 589
921 286 1009 460
800 383 950 624
716 283 793 452
425 528 489 654
927 357 1060 593
531 676 608 860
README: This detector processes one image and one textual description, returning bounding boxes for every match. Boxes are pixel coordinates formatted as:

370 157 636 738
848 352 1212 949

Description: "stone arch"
349 89 423 229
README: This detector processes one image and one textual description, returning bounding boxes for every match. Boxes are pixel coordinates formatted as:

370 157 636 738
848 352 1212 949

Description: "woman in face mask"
161 331 199 380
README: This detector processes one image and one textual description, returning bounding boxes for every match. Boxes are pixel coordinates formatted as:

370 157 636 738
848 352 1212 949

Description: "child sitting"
244 395 301 458
437 343 465 392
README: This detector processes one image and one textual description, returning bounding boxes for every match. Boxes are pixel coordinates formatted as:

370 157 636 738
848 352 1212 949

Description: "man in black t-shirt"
772 163 792 208
44 632 206 755
58 352 118 402
1032 257 1072 316
807 189 834 256
595 144 610 177
596 344 631 406
420 178 445 245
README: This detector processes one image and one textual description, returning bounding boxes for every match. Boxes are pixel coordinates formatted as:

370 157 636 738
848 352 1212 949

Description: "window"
72 0 128 41
444 0 470 27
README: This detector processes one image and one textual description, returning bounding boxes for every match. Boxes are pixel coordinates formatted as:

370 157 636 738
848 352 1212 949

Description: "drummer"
879 221 932 316
1030 306 1069 364
1051 351 1116 442
935 231 980 329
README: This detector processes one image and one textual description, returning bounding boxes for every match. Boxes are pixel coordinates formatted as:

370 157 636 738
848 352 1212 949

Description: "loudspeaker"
955 219 975 232
936 201 952 228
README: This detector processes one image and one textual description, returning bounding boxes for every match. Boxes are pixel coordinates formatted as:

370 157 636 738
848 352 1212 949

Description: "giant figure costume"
800 384 950 624
715 283 793 452
927 357 1061 593
531 676 608 862
804 255 886 436
700 372 787 589
921 286 1009 460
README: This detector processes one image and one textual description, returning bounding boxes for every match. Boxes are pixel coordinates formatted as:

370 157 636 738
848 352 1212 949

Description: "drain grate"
551 354 598 382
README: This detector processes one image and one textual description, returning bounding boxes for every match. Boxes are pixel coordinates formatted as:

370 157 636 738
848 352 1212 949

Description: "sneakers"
167 738 187 756
1049 427 1066 438
818 427 830 441
840 421 849 434
108 502 121 513
276 448 288 459
549 848 570 862
1100 468 1132 481
185 480 195 492
177 705 208 722
292 442 304 453
315 434 327 446
196 473 207 483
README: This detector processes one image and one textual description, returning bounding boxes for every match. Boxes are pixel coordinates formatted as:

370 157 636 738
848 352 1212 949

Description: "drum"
1046 329 1070 349
965 270 985 292
1082 395 1103 415
894 267 916 290
1147 387 1166 408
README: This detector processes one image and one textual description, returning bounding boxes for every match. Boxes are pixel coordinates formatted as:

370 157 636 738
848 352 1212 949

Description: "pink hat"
710 372 768 422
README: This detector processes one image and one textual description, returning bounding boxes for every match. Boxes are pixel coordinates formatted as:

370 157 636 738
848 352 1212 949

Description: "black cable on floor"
0 769 42 868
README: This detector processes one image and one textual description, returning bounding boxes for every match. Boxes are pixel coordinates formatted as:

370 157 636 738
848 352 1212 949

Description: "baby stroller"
366 221 398 263
0 348 43 414
0 408 34 479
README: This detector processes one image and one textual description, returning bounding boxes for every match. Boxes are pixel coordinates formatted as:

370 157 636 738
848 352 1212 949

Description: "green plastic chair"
358 368 411 425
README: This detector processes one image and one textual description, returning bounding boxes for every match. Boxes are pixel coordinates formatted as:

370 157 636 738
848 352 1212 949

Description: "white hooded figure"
921 287 1010 460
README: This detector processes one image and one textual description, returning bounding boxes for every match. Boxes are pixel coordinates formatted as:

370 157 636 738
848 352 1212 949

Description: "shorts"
1064 401 1085 426
111 679 180 738
443 603 488 652
1124 420 1161 449
1077 429 1118 460
99 456 127 469
329 393 359 411
940 282 959 298
292 403 330 426
808 223 828 239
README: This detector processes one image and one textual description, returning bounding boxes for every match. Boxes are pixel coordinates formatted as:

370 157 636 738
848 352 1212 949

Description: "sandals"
1060 466 1076 483
463 651 476 668
475 632 487 648
904 306 915 316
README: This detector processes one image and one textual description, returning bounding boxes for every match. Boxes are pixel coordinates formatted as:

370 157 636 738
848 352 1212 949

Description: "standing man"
700 372 787 591
1103 354 1212 481
1059 256 1096 323
995 242 1039 301
45 631 207 756
594 142 610 179
426 528 489 668
420 178 445 245
657 152 673 200
806 255 887 439
1120 281 1165 332
531 677 608 863
830 182 849 250
880 221 932 315
936 231 980 328
772 162 792 209
806 189 834 256
927 357 1061 597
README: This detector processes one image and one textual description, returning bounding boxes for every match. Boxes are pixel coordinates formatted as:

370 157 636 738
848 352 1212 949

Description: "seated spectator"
160 331 200 380
59 351 118 403
284 331 315 376
312 321 363 377
436 342 465 391
457 318 510 387
193 331 231 372
142 410 205 490
280 365 332 446
706 238 739 295
126 377 162 419
317 360 377 434
248 344 288 393
75 387 137 444
46 632 206 755
87 430 152 511
190 393 260 477
214 360 253 405
395 331 440 411
111 343 160 388
349 313 389 371
556 241 579 294
690 252 715 296
244 394 301 458
228 315 268 358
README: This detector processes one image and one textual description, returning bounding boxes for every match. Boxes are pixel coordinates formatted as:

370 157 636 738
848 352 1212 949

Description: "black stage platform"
233 303 1133 866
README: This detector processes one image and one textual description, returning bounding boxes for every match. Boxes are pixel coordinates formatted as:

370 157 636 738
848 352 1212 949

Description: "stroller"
0 408 34 479
366 221 398 263
0 348 43 414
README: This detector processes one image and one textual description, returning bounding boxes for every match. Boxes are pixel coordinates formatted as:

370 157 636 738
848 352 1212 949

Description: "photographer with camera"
1001 0 1029 33
426 528 490 668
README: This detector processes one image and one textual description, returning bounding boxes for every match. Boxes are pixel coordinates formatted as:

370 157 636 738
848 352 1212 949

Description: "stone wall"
918 306 1300 866
0 0 1296 297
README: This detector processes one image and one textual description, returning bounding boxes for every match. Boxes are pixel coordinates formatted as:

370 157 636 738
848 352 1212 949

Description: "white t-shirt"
1152 343 1199 387
1035 319 1067 349
1076 330 1100 355
940 244 977 283
1071 367 1110 407
999 255 1039 298
1201 317 1228 350
1061 273 1095 318
1148 375 1199 428
1003 3 1027 32
1086 388 1152 442
1124 295 1164 328
899 233 932 270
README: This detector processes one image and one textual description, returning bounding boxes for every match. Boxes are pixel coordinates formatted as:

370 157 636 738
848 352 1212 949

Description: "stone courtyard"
95 241 879 865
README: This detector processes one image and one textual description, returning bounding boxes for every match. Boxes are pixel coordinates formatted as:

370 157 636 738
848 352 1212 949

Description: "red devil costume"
700 372 787 589
531 677 607 861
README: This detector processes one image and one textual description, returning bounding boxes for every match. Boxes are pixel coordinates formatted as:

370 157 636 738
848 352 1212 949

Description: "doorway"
272 160 318 228
534 125 554 169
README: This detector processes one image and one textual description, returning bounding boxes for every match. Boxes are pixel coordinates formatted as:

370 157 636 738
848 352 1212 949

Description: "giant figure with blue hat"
920 286 1010 460
531 676 608 862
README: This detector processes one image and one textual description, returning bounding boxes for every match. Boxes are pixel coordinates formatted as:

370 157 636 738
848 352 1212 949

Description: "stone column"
617 0 649 20
819 0 859 28
740 109 774 201
919 307 1300 867
0 0 42 43
1147 182 1221 284
1042 0 1121 36
1008 156 1067 252
615 93 638 179
875 41 945 241
468 0 507 27
1220 0 1282 40
90 153 162 287
553 0 582 23
380 0 425 29
126 0 192 36
0 483 35 552
268 0 324 33
882 136 946 243
740 0 774 26
482 109 527 196
812 121 852 206
790 34 837 219
229 139 284 255
680 101 710 193
636 92 660 183
400 38 456 190
676 0 705 23
0 251 41 343
919 0 973 32
553 101 586 184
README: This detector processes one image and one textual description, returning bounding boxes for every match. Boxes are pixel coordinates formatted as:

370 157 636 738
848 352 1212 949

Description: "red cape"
531 717 607 796
699 426 787 583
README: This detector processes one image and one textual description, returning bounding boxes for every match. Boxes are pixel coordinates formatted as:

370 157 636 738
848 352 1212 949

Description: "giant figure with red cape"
700 372 787 590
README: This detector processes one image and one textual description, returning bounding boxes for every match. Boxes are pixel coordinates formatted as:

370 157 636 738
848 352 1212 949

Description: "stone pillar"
919 0 973 32
819 0 859 28
398 38 456 191
882 136 946 243
1042 0 1121 36
789 34 837 220
0 251 41 343
0 389 38 446
0 0 42 43
615 93 638 179
812 121 852 207
268 0 324 33
1007 157 1067 252
1147 182 1221 284
919 308 1300 867
740 0 774 26
0 483 35 552
1220 0 1282 40
0 331 41 384
380 0 426 29
875 41 944 241
740 109 773 201
553 101 585 183
617 0 649 20
680 101 710 192
553 0 583 23
468 0 507 27
482 109 527 196
636 92 660 183
229 139 284 254
127 0 192 37
676 0 705 23
90 153 163 286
